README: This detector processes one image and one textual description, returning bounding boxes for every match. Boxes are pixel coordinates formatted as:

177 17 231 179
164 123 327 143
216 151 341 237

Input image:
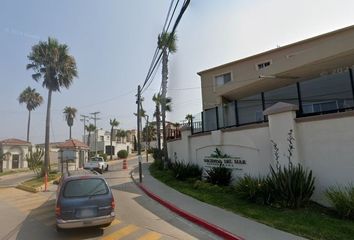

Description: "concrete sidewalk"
131 163 307 240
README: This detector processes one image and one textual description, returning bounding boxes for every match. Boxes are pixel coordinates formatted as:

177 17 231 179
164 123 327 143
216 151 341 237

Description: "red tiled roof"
0 138 31 146
57 139 89 150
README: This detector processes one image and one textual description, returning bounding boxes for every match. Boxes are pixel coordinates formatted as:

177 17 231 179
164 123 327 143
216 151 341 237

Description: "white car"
84 157 108 173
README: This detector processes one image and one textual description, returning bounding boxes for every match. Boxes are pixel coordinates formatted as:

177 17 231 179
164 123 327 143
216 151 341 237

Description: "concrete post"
264 102 300 167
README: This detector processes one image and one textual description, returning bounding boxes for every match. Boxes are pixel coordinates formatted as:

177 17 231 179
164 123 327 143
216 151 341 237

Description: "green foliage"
99 153 107 161
205 164 232 186
152 148 164 161
268 163 315 208
235 175 272 205
326 184 354 219
117 150 128 159
169 160 202 180
210 148 230 158
26 148 44 177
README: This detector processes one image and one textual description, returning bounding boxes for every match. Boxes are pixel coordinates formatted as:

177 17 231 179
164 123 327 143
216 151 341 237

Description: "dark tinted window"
238 94 263 124
63 178 108 198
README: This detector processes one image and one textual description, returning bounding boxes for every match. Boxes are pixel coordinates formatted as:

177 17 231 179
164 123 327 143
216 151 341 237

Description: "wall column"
264 102 300 167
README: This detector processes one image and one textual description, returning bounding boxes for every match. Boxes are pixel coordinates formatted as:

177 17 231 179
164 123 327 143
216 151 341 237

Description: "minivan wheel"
105 165 109 171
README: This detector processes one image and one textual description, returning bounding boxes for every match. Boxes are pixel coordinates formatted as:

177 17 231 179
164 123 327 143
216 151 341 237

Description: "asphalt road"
0 158 220 240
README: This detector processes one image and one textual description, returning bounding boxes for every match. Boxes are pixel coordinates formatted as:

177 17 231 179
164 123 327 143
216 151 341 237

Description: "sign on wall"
203 148 246 170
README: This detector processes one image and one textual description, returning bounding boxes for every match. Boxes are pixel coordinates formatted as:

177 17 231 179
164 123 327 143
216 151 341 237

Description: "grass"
22 172 61 188
0 169 30 177
149 164 354 240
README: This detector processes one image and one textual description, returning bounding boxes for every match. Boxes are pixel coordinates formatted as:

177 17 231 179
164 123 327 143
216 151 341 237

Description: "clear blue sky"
1 0 354 144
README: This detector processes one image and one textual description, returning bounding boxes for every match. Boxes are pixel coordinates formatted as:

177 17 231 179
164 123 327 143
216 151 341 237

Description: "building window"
237 94 263 125
300 71 354 115
215 72 231 87
256 60 272 70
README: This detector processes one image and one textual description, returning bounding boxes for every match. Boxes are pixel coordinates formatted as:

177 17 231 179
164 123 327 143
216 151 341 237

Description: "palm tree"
27 37 78 174
85 124 96 149
153 93 173 151
18 87 43 142
63 106 77 139
158 32 177 164
185 114 193 127
116 129 127 143
109 118 119 160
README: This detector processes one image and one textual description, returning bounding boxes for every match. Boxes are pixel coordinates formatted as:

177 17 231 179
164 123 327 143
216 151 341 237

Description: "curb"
131 171 244 240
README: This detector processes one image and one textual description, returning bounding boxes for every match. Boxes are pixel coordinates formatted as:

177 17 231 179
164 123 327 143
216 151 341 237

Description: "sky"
1 0 354 144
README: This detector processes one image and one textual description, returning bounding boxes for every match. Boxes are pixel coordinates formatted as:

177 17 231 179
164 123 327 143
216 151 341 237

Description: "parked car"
84 156 108 173
55 170 115 231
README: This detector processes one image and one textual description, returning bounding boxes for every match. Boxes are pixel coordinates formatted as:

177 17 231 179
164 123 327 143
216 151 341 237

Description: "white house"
0 138 31 170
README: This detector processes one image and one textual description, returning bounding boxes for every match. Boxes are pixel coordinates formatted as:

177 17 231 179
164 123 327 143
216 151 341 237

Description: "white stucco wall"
168 110 354 204
297 116 354 204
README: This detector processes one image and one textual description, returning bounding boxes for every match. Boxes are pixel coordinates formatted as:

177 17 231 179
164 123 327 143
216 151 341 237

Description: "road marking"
102 224 139 240
110 219 121 226
137 231 161 240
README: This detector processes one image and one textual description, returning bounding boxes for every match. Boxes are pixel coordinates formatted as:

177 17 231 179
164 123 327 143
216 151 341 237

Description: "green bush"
117 150 128 159
169 160 202 181
152 148 164 161
26 148 44 177
205 164 232 186
269 163 315 208
99 153 107 161
235 175 272 204
326 184 354 219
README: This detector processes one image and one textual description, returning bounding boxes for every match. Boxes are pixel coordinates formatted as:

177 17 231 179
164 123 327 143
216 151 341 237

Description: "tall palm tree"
85 123 96 149
109 118 119 160
63 106 77 139
27 37 78 174
158 32 177 164
18 87 43 142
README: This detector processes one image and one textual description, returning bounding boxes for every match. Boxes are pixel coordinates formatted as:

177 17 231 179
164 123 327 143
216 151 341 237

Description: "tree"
27 37 78 174
18 87 43 142
109 118 119 160
116 129 127 143
185 114 193 127
152 93 172 151
63 106 77 139
26 148 44 177
85 124 96 149
158 32 177 164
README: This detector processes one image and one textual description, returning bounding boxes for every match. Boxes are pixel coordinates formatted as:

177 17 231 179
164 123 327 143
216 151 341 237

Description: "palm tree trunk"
69 126 72 139
110 127 113 160
27 110 31 142
156 105 161 151
161 49 169 165
44 89 52 175
87 132 91 148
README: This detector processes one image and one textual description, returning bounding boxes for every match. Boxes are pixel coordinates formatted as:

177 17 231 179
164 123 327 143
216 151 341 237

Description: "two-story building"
168 25 354 204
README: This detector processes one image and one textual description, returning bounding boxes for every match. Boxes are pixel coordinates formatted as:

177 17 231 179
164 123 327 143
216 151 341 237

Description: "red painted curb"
137 183 244 240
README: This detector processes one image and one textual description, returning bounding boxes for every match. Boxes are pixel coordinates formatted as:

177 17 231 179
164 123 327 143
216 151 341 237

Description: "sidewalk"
131 163 307 240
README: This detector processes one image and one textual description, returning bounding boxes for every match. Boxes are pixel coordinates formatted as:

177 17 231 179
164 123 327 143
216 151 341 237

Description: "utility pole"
136 85 142 183
145 115 149 162
90 112 100 156
80 114 89 144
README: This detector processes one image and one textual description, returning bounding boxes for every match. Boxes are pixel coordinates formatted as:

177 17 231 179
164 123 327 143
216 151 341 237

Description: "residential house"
0 138 31 170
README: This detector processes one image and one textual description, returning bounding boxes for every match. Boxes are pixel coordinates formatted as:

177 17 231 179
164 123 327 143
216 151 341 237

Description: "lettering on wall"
203 148 246 170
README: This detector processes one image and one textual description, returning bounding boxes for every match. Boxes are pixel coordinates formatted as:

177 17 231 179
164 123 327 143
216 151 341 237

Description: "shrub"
169 160 202 181
117 150 128 159
99 153 107 161
152 148 164 161
268 163 315 208
326 184 354 219
205 164 232 186
235 175 272 204
26 148 44 177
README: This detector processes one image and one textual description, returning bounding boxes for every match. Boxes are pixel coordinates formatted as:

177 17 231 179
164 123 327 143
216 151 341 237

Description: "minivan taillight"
111 198 115 210
55 205 61 217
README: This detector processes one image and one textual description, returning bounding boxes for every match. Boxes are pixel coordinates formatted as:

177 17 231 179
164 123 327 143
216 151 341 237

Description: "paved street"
0 171 35 188
0 158 219 240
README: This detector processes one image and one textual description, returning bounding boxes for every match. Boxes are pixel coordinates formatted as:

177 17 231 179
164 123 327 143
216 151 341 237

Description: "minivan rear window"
63 178 108 198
